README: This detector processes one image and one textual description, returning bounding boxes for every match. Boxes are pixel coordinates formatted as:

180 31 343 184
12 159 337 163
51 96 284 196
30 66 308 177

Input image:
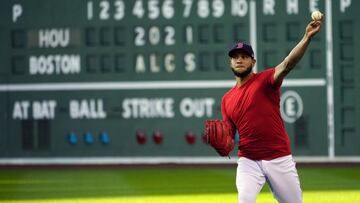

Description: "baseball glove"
204 120 235 157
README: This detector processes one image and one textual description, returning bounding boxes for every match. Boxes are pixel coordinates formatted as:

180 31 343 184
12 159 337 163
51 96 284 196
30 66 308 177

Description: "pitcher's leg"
236 157 266 203
263 155 303 203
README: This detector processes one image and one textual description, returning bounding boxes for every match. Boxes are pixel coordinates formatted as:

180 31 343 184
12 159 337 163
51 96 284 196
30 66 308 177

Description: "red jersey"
221 68 291 160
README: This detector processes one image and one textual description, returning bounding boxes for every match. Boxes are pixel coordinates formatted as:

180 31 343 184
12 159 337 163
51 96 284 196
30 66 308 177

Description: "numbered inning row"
86 0 246 21
11 52 230 75
11 24 246 49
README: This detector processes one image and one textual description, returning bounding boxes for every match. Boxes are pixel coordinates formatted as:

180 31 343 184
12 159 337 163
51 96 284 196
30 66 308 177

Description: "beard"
231 66 253 78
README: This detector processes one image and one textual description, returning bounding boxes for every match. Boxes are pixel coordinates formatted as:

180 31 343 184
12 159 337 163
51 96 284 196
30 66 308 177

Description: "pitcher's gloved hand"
204 120 235 157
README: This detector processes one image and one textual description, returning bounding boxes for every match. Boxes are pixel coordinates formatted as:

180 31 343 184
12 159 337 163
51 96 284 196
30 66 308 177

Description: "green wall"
0 0 359 158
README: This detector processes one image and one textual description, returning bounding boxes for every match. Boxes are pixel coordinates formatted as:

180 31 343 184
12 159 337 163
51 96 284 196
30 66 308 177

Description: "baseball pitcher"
204 14 323 203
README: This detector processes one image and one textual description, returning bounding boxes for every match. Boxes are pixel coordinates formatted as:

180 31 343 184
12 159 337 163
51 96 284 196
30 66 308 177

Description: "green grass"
0 166 359 203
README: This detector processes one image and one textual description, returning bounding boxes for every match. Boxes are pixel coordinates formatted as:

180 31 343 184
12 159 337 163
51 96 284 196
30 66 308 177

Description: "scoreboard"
0 0 359 162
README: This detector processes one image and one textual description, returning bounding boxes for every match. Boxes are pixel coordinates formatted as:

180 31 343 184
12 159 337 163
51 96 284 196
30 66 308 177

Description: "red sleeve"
265 68 283 89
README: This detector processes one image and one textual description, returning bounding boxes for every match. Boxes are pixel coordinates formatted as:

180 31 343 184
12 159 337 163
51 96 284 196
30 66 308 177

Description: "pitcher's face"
230 51 256 78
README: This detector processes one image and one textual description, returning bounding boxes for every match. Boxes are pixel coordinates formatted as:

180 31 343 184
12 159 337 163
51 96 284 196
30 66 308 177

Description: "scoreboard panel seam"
0 78 326 91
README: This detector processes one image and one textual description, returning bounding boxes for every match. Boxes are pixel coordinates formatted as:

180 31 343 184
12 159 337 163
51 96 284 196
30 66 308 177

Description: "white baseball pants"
236 155 303 203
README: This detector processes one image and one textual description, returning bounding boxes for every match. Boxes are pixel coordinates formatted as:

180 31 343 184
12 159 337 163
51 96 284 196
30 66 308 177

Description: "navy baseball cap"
228 42 254 58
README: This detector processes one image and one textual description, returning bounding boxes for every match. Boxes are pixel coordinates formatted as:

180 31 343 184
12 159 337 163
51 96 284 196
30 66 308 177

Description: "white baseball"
311 10 323 21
